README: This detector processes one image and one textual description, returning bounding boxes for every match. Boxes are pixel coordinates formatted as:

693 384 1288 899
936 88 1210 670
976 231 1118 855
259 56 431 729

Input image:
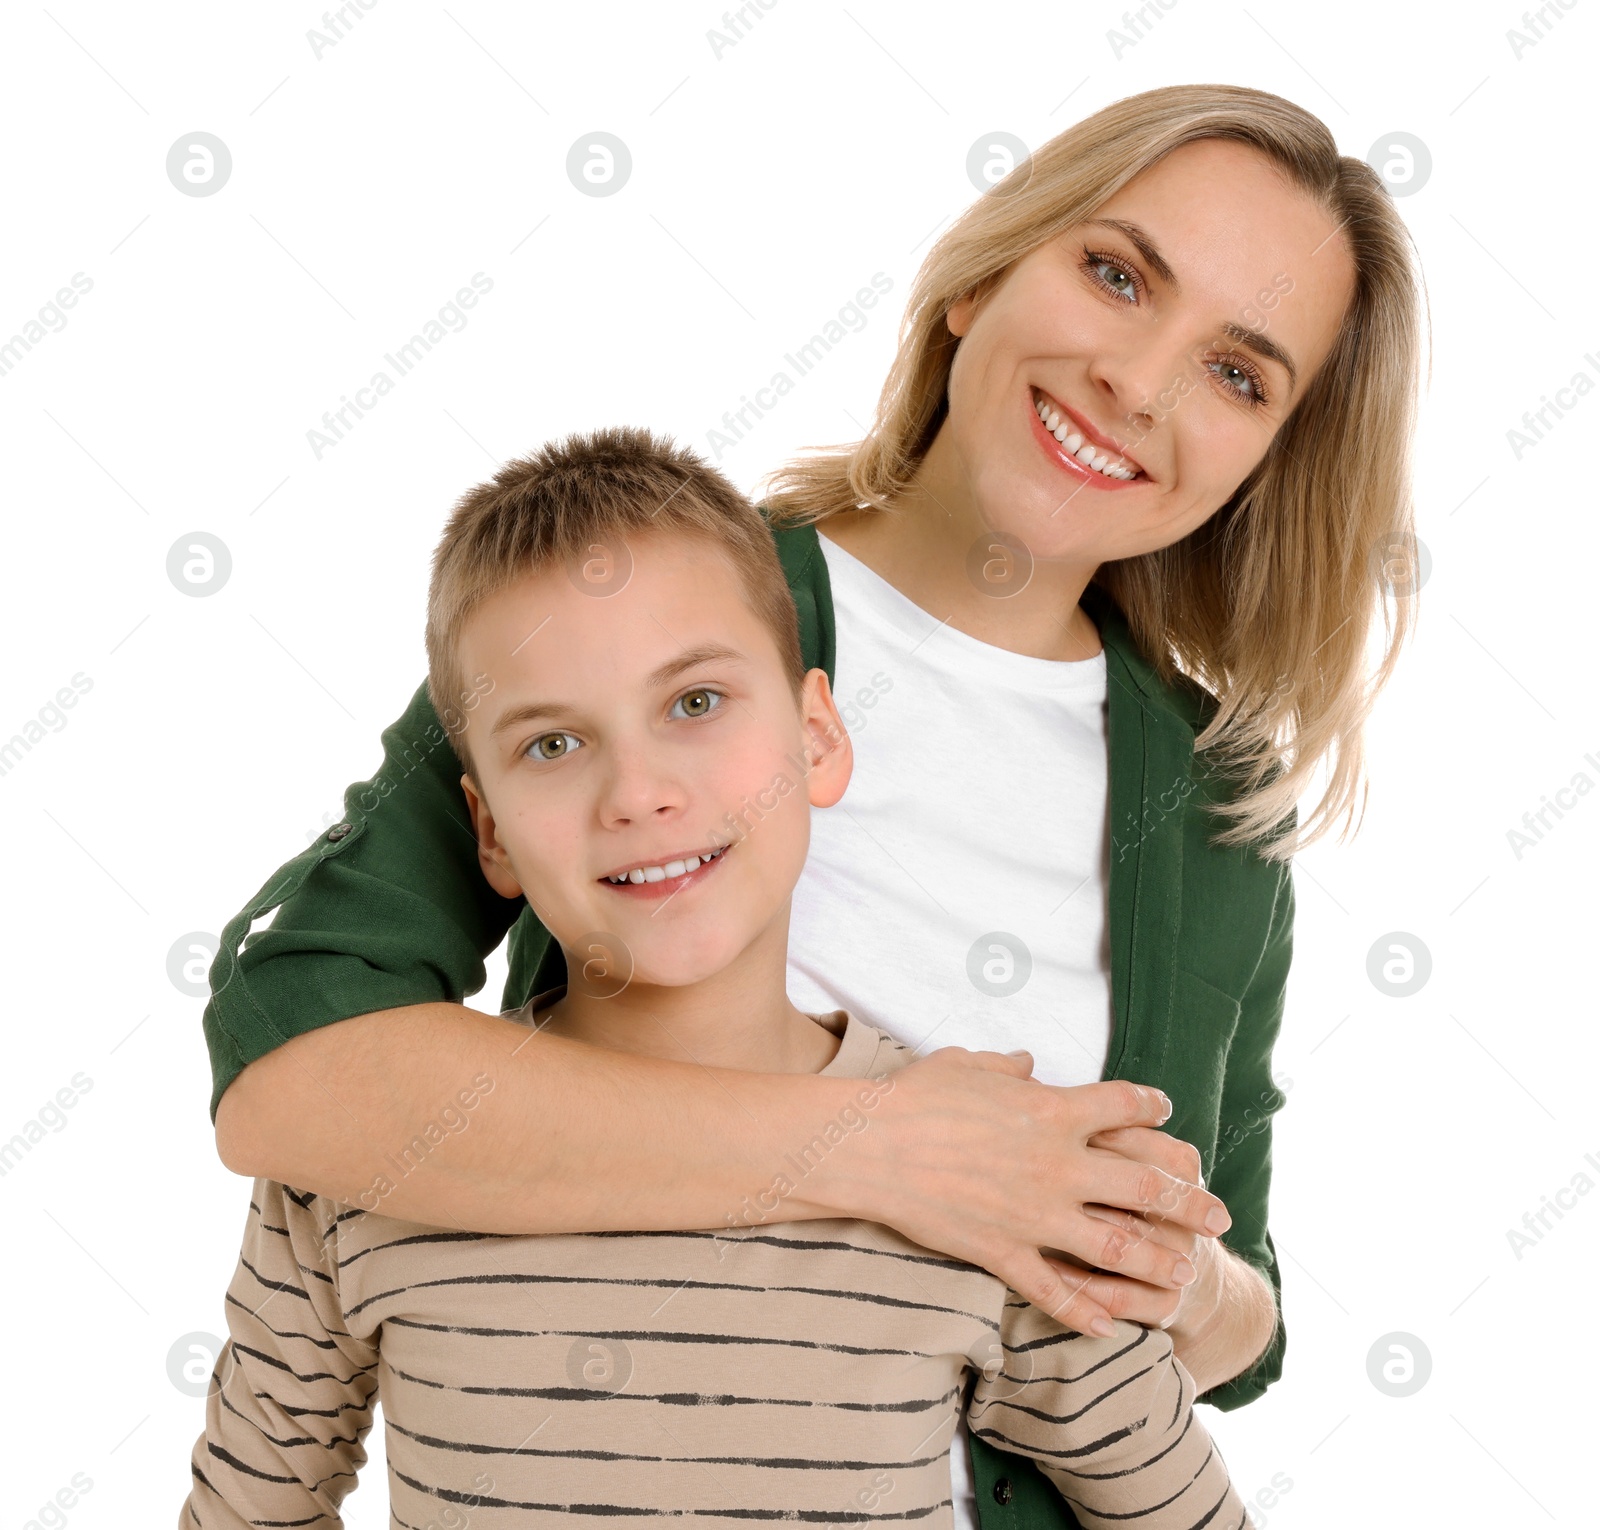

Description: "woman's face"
941 136 1358 565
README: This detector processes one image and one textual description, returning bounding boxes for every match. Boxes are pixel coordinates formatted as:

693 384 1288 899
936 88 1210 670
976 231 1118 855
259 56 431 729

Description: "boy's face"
456 529 851 990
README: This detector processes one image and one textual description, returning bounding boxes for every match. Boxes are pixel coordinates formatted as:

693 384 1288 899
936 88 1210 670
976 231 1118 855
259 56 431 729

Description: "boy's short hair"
425 424 806 784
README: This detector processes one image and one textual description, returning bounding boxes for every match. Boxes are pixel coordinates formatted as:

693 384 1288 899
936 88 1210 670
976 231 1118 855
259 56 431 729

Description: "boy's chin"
620 929 754 990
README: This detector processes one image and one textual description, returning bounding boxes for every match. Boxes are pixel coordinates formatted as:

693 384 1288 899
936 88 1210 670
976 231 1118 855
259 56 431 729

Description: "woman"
206 83 1421 1526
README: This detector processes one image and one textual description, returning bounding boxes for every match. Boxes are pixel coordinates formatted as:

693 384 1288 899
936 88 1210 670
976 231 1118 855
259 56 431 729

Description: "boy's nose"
595 745 689 825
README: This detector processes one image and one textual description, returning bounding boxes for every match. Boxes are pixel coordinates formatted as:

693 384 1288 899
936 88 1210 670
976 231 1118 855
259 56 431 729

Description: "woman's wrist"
1166 1238 1276 1394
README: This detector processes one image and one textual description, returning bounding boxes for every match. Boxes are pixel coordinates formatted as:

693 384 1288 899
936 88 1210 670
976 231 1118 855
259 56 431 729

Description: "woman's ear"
458 773 525 900
798 668 853 809
946 291 975 338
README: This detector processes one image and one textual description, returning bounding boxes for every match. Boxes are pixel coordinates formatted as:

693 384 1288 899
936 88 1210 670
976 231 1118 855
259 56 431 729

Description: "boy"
182 426 1246 1527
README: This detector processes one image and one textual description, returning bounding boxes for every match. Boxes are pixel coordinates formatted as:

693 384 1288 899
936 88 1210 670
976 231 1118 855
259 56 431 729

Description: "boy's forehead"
457 540 763 684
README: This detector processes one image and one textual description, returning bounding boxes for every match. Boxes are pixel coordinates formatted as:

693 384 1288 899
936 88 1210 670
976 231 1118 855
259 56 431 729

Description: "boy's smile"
454 528 853 1072
597 839 733 897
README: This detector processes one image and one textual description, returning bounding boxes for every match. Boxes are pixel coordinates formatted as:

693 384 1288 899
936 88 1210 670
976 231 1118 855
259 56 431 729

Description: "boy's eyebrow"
647 642 748 687
490 699 569 736
488 642 750 737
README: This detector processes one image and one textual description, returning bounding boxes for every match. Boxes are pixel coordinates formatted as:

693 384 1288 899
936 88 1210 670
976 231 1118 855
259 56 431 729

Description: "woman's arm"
217 1003 1231 1339
1164 1231 1279 1396
1185 857 1295 1408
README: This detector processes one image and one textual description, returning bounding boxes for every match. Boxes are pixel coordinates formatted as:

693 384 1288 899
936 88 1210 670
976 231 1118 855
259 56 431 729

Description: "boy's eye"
669 687 724 721
527 730 582 761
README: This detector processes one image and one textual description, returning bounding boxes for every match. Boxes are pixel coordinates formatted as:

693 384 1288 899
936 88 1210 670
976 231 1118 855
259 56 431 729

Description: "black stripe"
970 1417 1142 1464
1053 1440 1218 1520
205 1439 300 1485
381 1312 959 1361
230 1340 377 1389
225 1292 343 1351
335 1228 492 1269
217 1380 367 1452
1058 1407 1199 1482
346 1268 989 1324
387 1361 963 1415
390 1465 951 1520
383 1409 953 1472
973 1359 1159 1432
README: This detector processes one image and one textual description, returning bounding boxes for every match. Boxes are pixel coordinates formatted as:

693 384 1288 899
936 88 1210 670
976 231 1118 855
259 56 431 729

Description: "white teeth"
609 848 723 885
1035 390 1138 479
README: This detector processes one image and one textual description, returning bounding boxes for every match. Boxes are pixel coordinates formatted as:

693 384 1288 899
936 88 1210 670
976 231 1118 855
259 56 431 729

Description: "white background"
1 2 1595 1525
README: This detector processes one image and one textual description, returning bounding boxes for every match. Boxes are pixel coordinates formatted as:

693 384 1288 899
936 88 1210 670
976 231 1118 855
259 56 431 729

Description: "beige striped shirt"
183 1004 1246 1528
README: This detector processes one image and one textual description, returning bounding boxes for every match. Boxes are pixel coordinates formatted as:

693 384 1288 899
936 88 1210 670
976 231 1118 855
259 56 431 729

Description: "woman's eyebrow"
1219 320 1299 392
1087 218 1181 292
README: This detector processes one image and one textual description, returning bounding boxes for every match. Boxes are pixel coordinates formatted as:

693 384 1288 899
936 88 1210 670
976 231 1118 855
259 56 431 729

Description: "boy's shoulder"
814 1008 919 1084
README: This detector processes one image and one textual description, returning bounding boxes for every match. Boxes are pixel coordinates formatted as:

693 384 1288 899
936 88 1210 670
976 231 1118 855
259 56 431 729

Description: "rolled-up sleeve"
1196 855 1294 1411
203 680 527 1120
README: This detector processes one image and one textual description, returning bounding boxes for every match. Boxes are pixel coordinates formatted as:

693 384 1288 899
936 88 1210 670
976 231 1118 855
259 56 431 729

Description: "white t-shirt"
784 528 1115 1525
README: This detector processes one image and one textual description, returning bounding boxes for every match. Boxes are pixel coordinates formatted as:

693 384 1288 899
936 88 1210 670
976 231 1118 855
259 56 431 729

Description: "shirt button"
325 822 353 842
992 1477 1014 1505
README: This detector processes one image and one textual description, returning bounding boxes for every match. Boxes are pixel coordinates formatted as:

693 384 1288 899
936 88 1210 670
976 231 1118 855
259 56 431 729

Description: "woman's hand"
830 1045 1231 1340
1069 1123 1281 1394
1052 1124 1223 1331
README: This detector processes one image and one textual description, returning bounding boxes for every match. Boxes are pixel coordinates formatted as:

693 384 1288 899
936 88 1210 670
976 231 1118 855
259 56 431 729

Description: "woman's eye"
1084 252 1139 302
527 730 582 761
669 687 724 720
1207 357 1267 405
1096 261 1136 297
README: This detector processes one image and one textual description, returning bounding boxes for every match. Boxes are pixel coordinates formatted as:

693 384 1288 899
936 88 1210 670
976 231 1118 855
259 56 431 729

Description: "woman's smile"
1028 385 1146 487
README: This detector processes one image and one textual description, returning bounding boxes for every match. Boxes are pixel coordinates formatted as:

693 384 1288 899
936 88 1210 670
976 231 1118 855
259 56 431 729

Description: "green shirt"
202 517 1294 1528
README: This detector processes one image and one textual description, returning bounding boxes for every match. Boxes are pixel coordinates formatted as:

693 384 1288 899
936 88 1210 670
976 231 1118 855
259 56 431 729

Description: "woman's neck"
815 435 1104 664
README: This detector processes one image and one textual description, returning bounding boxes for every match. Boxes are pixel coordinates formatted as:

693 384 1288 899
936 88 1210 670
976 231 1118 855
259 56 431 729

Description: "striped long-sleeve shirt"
182 1005 1247 1528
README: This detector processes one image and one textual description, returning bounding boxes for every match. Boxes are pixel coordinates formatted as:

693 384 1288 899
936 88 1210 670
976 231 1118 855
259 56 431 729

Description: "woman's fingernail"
1206 1207 1232 1234
1174 1258 1197 1285
1091 1316 1118 1338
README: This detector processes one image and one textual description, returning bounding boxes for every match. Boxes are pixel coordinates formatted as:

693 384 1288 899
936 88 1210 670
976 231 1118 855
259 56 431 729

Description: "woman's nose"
1085 341 1176 433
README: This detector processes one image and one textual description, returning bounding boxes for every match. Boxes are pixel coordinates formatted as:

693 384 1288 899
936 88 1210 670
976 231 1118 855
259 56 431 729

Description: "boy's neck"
536 916 842 1075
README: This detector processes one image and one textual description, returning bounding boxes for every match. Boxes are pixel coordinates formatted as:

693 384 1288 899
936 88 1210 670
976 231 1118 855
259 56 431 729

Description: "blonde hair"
426 425 805 784
759 84 1425 862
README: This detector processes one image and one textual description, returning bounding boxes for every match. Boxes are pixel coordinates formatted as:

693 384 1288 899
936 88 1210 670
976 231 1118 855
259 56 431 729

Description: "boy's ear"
799 668 853 809
459 773 525 900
